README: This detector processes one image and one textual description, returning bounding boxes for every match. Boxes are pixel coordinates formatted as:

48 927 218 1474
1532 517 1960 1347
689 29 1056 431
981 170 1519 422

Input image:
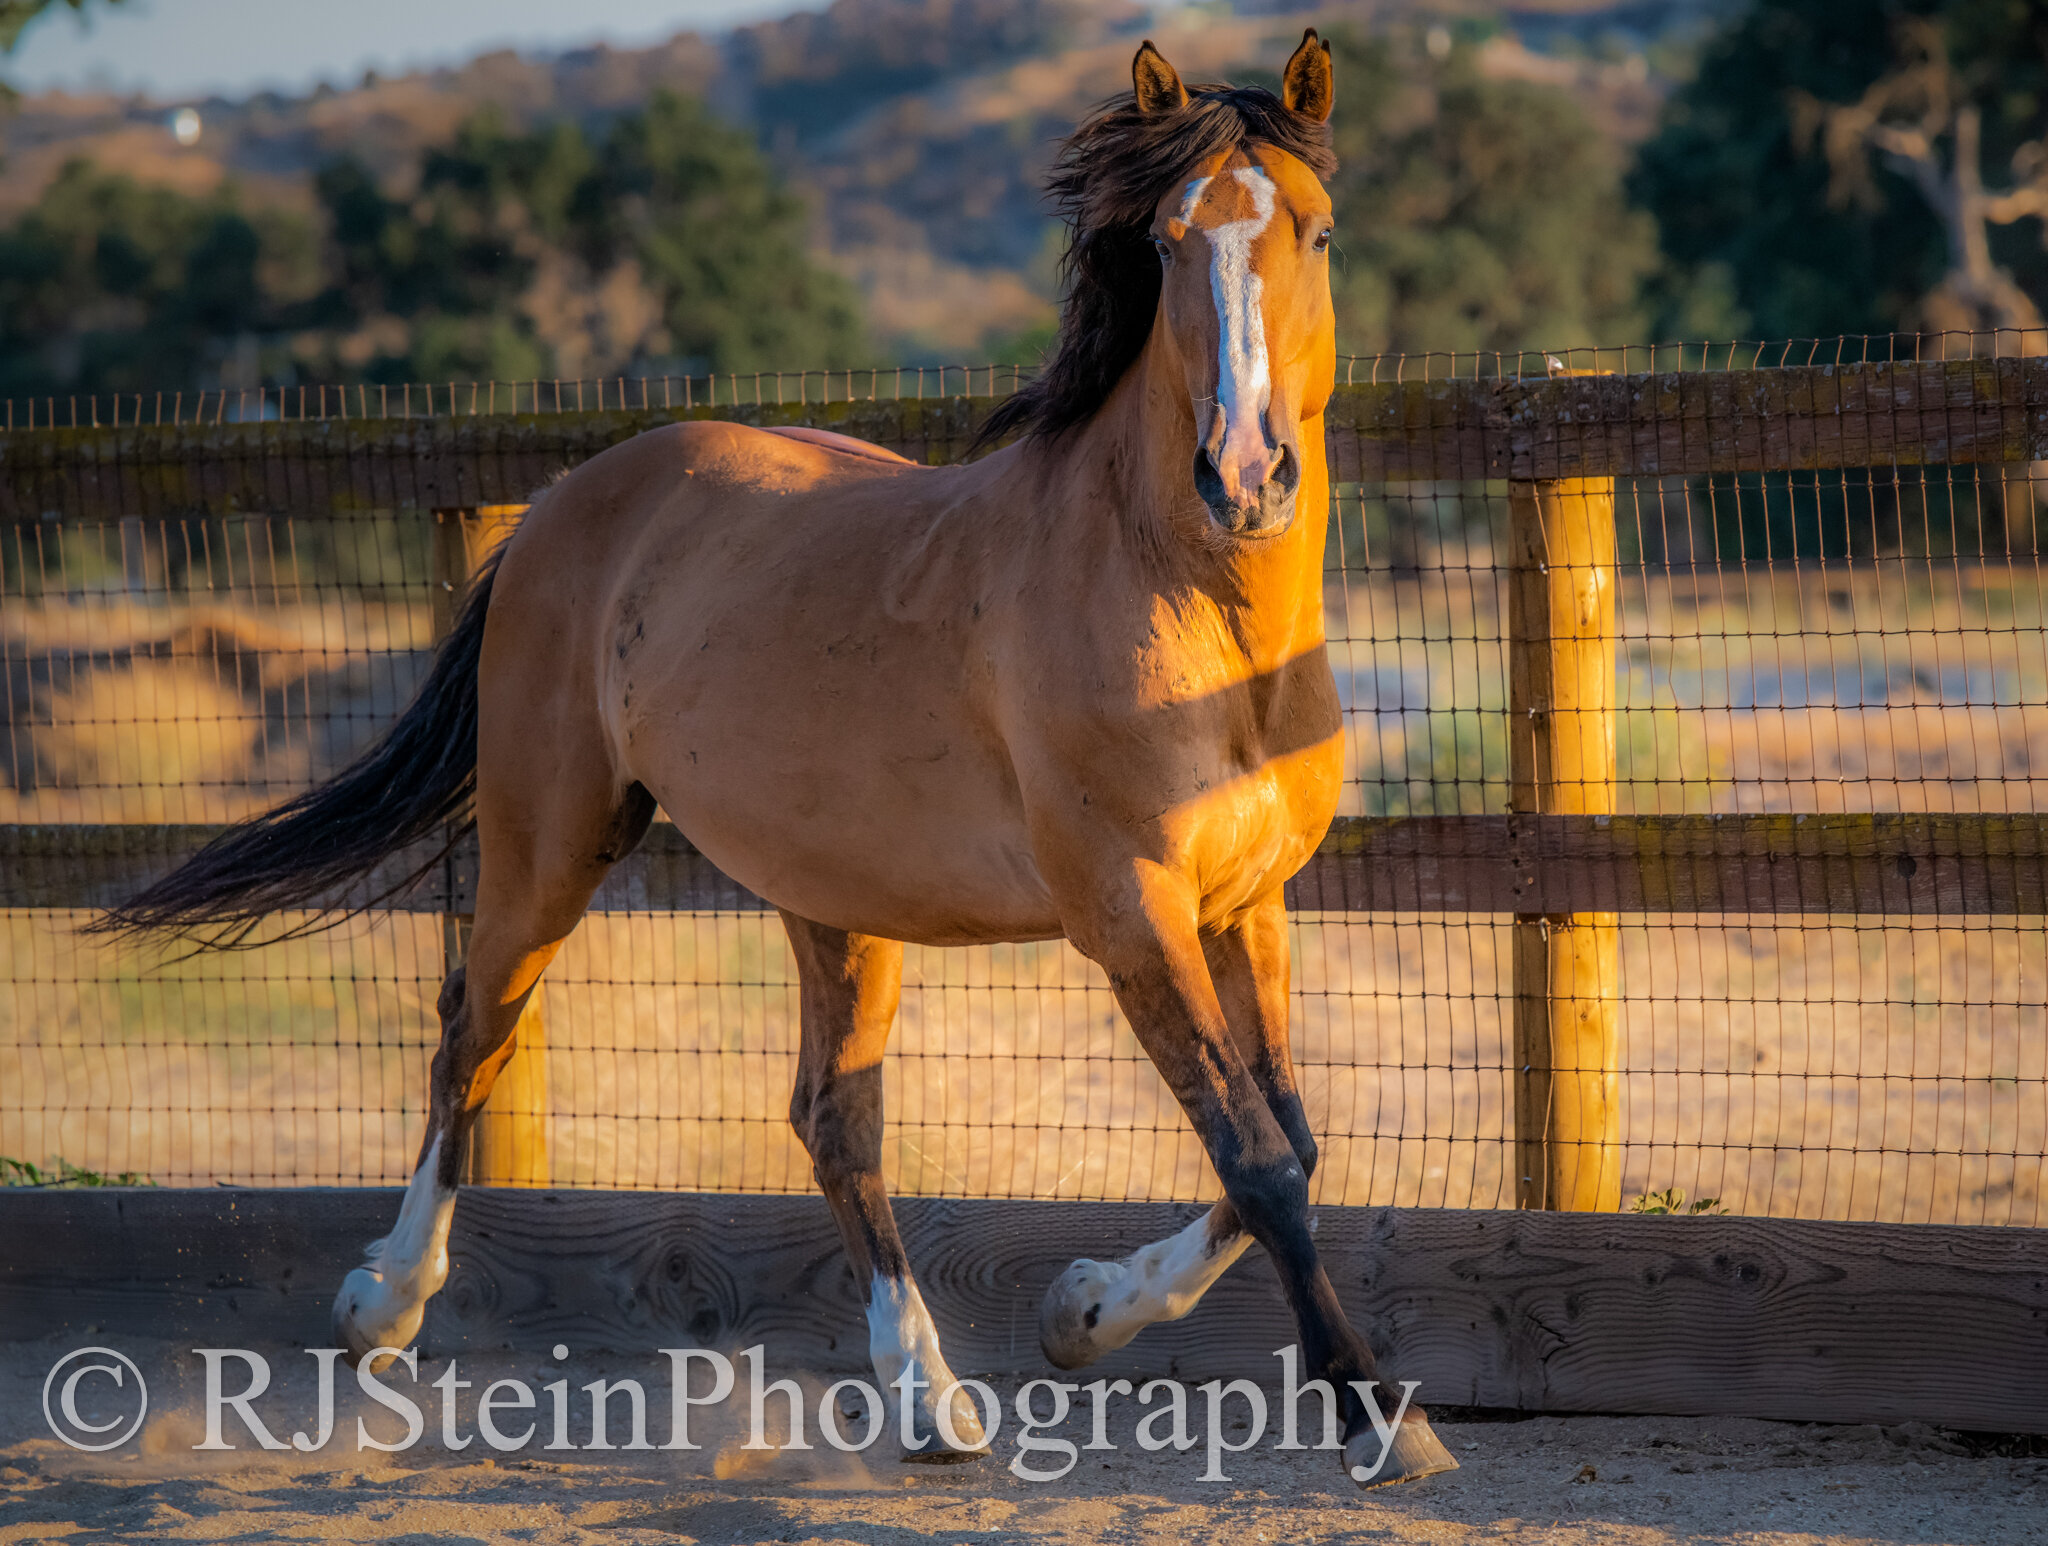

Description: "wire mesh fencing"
3 338 2045 1224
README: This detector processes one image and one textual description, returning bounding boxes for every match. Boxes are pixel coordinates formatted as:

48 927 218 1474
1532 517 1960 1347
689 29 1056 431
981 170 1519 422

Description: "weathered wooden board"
2 1190 2042 1432
0 398 990 522
1293 812 2048 915
1324 356 2048 481
1505 472 1623 1212
13 813 2048 916
6 358 2046 519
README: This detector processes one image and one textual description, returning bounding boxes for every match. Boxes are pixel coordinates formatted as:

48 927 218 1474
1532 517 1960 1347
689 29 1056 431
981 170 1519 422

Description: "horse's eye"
1313 227 1333 253
1152 236 1172 262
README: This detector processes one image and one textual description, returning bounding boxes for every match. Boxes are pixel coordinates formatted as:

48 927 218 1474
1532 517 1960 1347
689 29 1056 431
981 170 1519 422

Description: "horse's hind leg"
781 912 988 1461
330 754 656 1367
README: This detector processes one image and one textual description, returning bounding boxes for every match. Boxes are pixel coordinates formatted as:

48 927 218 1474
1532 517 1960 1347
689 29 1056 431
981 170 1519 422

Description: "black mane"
976 84 1335 451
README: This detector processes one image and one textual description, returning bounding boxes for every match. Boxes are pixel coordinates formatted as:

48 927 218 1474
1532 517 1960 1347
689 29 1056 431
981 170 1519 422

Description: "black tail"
93 548 504 949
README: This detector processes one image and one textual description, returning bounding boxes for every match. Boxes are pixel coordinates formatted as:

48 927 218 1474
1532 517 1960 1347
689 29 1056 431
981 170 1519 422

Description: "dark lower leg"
782 913 985 1455
1088 890 1388 1432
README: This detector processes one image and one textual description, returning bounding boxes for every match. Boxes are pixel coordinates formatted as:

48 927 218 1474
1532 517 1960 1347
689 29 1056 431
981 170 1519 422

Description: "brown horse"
105 32 1457 1486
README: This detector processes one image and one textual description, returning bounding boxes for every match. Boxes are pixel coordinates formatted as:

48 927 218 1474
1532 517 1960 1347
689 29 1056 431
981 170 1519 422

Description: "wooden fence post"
1508 471 1622 1212
432 505 548 1187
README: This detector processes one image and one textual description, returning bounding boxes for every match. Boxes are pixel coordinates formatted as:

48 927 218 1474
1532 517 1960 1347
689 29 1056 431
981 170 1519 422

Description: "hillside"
0 0 1727 359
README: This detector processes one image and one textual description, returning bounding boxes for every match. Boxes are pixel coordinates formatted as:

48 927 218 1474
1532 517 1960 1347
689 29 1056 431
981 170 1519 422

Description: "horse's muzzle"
1194 440 1300 537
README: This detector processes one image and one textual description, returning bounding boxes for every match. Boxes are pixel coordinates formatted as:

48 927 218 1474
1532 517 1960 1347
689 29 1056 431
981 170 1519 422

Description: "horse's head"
1139 33 1335 539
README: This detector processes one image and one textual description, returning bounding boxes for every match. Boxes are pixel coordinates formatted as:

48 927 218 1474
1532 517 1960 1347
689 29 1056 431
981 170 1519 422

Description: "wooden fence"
5 359 2047 1429
9 357 2048 1203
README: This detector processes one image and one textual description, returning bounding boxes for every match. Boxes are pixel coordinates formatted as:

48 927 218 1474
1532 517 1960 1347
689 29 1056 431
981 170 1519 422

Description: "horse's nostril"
1192 446 1227 507
1271 443 1301 494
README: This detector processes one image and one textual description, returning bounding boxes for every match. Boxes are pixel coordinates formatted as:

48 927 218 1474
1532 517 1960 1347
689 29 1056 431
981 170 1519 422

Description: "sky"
3 0 834 101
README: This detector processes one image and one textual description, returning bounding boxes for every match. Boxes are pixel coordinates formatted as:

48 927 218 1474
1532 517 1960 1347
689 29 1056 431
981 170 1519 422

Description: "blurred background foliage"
1633 0 2048 343
0 0 2044 396
1320 26 1664 358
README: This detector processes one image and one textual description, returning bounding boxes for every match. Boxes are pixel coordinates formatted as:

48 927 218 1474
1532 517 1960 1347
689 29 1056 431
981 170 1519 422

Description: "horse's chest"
1182 753 1336 922
1072 643 1342 916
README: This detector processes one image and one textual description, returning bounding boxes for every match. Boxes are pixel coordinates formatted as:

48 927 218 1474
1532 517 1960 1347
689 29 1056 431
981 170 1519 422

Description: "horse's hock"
4 349 2048 1435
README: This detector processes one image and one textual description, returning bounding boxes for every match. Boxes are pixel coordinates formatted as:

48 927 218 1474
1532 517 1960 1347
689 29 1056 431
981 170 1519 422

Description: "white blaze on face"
1193 165 1279 500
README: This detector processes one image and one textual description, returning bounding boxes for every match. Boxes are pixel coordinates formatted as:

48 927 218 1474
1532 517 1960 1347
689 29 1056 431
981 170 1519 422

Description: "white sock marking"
866 1272 985 1449
334 1135 457 1365
1061 1208 1253 1352
368 1135 458 1295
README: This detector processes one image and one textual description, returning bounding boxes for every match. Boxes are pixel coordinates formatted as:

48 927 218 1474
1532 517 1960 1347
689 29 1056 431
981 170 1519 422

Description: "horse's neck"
1053 344 1329 673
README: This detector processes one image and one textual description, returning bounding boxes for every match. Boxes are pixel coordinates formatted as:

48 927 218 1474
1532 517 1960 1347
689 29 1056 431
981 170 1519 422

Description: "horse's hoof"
331 1266 425 1372
895 1385 991 1462
1038 1257 1132 1370
900 1440 990 1465
1346 1411 1460 1488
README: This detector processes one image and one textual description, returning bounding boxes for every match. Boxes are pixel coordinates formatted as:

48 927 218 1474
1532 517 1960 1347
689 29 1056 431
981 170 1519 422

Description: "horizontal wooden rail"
1326 354 2048 481
3 1189 2042 1432
6 358 2046 519
10 812 2048 916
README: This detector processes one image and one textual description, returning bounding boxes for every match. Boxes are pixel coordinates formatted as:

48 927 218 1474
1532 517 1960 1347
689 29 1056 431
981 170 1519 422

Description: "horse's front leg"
1039 888 1300 1365
1061 865 1457 1487
781 912 988 1461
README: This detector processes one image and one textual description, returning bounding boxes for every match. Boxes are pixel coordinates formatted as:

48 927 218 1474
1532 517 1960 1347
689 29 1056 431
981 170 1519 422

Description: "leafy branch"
0 0 122 56
1627 1187 1727 1216
1792 18 2048 346
0 1155 155 1187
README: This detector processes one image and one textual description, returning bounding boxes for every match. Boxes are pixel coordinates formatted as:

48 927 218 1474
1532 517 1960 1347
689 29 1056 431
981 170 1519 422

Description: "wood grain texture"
2 1190 2042 1432
1324 357 2048 481
0 399 989 522
1293 811 2048 915
14 814 2048 916
7 357 2047 521
1508 473 1622 1212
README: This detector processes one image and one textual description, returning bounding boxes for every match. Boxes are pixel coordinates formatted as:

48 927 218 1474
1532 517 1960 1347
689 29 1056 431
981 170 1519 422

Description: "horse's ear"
1281 28 1334 122
1132 40 1188 115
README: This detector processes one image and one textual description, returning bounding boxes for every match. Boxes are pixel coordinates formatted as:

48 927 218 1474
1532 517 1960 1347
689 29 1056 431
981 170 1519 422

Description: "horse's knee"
1220 1152 1311 1229
1262 1087 1318 1178
790 1066 882 1175
1287 1120 1319 1180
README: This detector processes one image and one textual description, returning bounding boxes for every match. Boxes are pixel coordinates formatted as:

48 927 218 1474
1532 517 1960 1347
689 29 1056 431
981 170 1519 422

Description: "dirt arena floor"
2 1339 2043 1545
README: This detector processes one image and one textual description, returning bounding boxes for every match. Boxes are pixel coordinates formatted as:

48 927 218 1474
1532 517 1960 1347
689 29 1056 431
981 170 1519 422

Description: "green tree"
309 127 562 384
0 161 318 398
1 0 123 98
0 90 865 397
0 0 116 50
590 93 865 372
1630 0 2048 342
1322 28 1670 359
308 93 864 382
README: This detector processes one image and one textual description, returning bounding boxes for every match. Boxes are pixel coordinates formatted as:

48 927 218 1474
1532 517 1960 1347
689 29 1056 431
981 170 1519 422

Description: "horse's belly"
634 708 1063 947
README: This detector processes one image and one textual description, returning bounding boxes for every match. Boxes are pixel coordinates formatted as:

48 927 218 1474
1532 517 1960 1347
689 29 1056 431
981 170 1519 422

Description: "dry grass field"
4 504 2045 1222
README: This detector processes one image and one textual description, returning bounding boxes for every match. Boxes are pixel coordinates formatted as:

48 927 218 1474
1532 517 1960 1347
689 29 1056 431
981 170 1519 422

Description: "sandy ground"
2 1340 2044 1545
